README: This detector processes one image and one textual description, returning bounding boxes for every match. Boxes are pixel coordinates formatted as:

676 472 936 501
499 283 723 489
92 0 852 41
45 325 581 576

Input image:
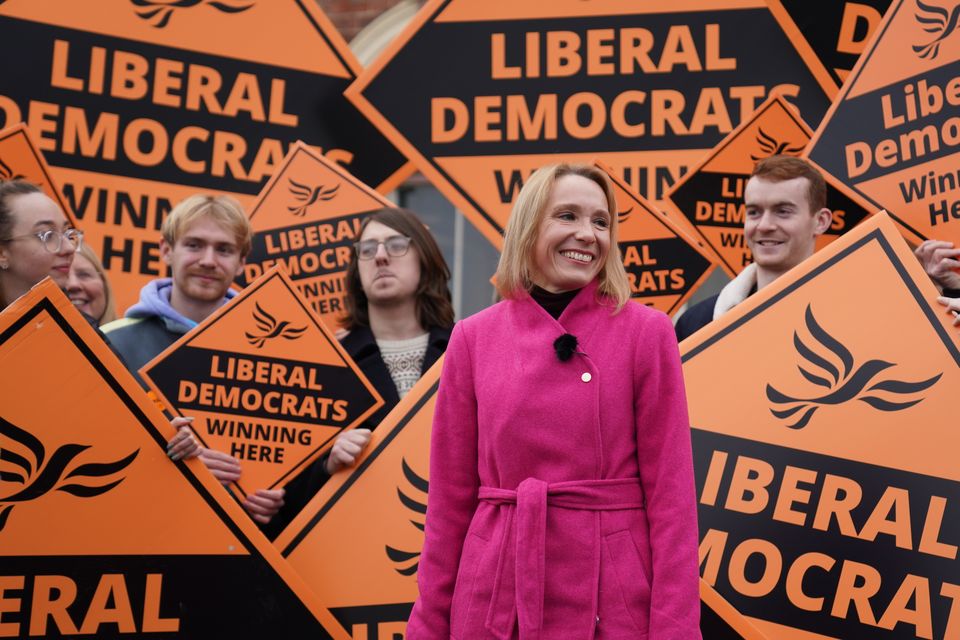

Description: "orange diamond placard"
807 0 960 246
141 267 383 499
237 141 394 329
346 0 833 249
766 0 893 93
684 212 960 638
597 160 719 315
0 123 77 226
0 280 348 638
0 1 410 311
275 361 441 639
666 95 876 276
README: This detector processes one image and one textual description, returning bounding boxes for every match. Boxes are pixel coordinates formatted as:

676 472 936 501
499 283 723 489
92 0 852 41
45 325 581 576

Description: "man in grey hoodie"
104 195 283 524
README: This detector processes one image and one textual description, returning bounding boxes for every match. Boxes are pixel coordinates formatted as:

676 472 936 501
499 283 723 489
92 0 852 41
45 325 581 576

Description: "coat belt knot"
477 478 644 640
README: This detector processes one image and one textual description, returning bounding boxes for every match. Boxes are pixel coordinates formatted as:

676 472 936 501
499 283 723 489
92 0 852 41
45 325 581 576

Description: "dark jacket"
264 324 452 538
674 294 719 343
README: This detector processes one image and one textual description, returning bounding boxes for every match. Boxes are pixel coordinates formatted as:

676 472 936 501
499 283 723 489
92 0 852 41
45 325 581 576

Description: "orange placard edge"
139 266 385 488
296 0 416 192
345 0 515 250
596 159 720 313
0 122 78 227
276 357 442 555
700 579 770 640
0 279 353 640
764 0 843 98
806 0 901 150
248 140 395 224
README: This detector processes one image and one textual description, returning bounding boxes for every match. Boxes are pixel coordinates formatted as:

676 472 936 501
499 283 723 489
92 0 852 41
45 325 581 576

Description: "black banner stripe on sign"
282 380 438 556
620 238 710 298
700 597 747 639
240 212 368 286
147 346 375 424
0 299 259 556
810 63 960 185
0 16 406 193
0 555 334 638
681 228 960 365
671 171 750 231
362 10 830 155
694 428 960 639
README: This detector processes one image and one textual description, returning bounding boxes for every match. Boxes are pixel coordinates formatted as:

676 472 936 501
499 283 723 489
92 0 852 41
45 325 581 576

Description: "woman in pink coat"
407 164 701 639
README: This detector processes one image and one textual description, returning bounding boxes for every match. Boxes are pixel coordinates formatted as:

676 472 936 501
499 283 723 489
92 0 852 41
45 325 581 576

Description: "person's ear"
813 208 832 236
160 238 173 266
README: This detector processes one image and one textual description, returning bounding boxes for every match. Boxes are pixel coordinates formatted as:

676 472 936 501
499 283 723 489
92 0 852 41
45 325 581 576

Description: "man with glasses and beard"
266 207 455 536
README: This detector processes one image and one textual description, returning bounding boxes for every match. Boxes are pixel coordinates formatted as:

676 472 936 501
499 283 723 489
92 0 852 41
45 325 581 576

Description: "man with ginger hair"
675 156 833 341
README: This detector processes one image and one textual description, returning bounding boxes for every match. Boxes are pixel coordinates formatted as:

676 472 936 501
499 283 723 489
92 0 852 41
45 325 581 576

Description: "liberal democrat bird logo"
385 458 428 577
913 0 960 59
618 208 633 224
244 302 307 348
766 305 942 429
0 415 139 532
750 128 805 161
130 0 254 29
287 179 340 217
0 157 25 181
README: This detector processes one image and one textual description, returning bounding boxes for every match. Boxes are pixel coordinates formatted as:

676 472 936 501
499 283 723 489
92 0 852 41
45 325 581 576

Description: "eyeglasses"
1 228 83 253
354 235 412 260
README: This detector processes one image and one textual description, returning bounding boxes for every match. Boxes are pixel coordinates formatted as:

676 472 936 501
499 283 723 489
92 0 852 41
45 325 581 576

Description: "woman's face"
66 252 106 320
357 220 421 309
532 174 611 293
0 192 77 301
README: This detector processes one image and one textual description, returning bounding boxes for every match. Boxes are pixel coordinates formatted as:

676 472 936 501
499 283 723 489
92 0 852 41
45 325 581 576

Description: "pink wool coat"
407 281 701 640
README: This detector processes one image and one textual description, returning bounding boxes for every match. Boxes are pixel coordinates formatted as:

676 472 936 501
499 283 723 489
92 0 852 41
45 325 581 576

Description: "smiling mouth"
754 240 784 247
68 296 88 306
560 250 594 263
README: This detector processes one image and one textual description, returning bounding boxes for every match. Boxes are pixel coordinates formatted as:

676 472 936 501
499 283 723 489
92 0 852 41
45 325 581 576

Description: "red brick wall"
317 0 403 42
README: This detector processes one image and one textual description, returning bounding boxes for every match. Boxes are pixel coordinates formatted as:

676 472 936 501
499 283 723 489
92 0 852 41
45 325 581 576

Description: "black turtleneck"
530 285 580 320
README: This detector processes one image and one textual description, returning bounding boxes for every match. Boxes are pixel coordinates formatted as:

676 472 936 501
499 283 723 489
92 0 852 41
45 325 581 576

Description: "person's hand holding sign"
325 428 372 474
166 416 201 461
915 239 960 291
197 447 243 485
243 489 286 524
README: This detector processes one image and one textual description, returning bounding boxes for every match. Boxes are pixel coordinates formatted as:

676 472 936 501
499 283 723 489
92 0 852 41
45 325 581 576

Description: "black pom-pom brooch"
553 333 578 362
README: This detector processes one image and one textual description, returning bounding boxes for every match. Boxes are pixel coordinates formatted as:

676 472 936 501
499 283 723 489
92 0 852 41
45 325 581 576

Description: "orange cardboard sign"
275 361 441 639
237 141 394 328
766 0 893 93
596 160 719 315
683 211 960 638
346 0 833 249
807 0 960 246
665 95 876 276
0 279 348 638
0 2 410 311
140 267 383 499
0 123 77 227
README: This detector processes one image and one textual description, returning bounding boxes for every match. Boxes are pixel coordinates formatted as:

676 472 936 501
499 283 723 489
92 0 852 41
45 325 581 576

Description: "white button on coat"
581 372 592 383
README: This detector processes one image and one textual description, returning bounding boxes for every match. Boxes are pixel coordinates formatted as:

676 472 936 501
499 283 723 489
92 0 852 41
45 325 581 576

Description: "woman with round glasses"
0 179 200 462
0 180 83 309
266 207 454 536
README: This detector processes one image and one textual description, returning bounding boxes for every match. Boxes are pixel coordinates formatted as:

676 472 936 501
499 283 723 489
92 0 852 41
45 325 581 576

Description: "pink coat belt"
477 478 644 640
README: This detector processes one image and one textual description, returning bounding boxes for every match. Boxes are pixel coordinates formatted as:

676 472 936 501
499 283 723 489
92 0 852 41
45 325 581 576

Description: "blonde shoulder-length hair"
494 163 630 310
